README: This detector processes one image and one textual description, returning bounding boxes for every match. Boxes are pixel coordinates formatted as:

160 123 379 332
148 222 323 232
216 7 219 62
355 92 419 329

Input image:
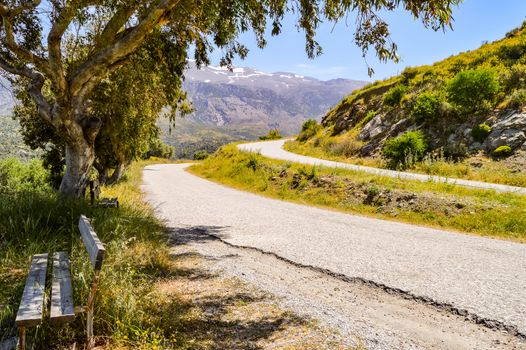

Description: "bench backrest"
78 215 105 271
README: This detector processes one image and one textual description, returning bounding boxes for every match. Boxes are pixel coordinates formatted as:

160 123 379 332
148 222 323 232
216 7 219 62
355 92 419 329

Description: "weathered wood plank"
15 253 48 327
50 252 75 324
78 215 105 270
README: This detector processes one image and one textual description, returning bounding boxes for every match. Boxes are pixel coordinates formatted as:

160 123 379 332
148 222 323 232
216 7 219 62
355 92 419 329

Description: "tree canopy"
0 0 461 197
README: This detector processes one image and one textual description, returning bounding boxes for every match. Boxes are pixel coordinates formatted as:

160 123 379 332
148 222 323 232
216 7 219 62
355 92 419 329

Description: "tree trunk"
106 161 128 186
93 161 110 185
59 141 95 198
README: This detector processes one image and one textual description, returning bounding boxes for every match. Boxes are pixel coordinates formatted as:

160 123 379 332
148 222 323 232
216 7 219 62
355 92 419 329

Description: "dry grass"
284 140 526 187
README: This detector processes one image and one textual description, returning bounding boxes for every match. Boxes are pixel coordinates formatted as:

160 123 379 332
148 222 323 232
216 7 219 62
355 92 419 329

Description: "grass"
0 158 177 348
284 138 382 168
284 139 526 187
189 145 526 243
0 157 355 349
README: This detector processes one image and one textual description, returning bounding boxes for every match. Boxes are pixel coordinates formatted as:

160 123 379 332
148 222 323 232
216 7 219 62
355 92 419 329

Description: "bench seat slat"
15 253 48 327
50 252 75 324
78 215 105 271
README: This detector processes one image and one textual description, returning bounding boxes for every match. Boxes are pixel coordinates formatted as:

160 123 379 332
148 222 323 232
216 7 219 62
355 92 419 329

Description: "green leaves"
382 131 428 170
446 69 501 115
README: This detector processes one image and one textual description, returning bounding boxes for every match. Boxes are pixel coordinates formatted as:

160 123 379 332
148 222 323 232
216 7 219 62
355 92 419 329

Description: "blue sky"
209 1 526 81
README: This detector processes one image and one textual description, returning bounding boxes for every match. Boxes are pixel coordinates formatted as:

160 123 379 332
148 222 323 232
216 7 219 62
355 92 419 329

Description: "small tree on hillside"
0 0 460 198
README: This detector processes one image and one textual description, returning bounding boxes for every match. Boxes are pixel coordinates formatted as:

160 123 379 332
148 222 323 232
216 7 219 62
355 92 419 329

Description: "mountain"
161 63 367 157
0 78 14 116
303 22 526 163
180 62 366 134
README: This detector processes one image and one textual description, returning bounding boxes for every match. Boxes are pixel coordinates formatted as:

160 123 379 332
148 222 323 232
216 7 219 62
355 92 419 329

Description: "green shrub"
383 85 407 106
0 158 51 194
498 43 526 61
246 153 261 171
505 64 526 90
144 139 174 159
382 131 428 170
259 129 282 140
297 119 322 142
411 92 441 122
193 150 209 160
471 123 492 142
443 142 469 161
401 67 418 83
493 145 513 158
446 69 501 115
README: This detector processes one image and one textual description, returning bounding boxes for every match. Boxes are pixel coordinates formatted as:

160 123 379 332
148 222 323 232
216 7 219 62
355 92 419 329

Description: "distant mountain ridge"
182 62 367 134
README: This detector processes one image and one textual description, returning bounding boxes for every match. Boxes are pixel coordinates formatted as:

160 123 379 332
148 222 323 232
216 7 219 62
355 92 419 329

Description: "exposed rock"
485 111 526 151
358 114 383 141
468 142 482 152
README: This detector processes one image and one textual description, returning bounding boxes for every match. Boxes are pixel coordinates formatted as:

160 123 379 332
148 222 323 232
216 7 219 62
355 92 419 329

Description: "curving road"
238 139 526 195
143 164 526 342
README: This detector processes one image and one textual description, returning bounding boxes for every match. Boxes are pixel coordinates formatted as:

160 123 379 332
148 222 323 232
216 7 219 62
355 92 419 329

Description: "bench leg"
18 327 26 350
87 309 94 349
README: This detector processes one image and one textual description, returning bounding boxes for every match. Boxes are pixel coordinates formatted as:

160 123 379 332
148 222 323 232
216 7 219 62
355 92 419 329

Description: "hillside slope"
312 22 526 162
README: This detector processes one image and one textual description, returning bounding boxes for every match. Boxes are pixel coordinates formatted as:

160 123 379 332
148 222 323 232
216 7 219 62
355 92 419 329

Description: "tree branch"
70 0 181 99
0 55 52 122
95 4 139 49
47 3 77 96
0 4 53 78
0 0 41 17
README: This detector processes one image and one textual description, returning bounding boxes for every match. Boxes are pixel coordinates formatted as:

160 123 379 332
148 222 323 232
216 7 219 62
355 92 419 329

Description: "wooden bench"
15 215 105 350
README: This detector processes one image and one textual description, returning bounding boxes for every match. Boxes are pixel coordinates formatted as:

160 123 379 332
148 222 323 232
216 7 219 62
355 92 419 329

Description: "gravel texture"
238 139 526 195
170 230 525 350
143 164 526 340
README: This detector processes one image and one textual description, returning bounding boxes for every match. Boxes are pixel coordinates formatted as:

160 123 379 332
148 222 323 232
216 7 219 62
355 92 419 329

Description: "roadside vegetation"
0 157 350 349
0 157 176 348
285 134 526 187
259 129 283 141
190 146 526 242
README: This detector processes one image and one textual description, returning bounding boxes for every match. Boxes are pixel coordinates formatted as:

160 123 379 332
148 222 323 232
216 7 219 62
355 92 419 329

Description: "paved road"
143 164 526 337
238 139 526 195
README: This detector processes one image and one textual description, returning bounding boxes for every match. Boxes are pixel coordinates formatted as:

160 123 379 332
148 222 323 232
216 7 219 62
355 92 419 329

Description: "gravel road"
171 231 525 349
238 139 526 195
143 164 526 345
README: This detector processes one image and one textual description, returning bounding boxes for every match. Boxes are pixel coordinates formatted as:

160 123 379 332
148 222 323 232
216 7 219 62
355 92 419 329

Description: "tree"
0 0 461 198
14 38 187 186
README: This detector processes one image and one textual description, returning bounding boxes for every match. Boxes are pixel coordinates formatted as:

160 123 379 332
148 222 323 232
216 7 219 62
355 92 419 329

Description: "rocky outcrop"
341 108 526 157
484 111 526 151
